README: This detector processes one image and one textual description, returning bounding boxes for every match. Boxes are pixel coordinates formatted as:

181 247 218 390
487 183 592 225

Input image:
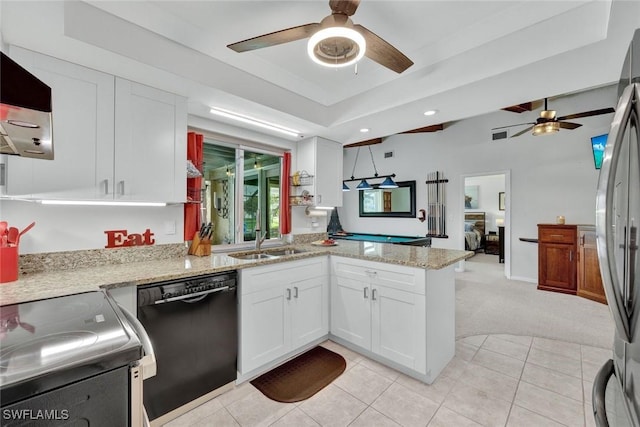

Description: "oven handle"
116 302 157 380
154 285 232 304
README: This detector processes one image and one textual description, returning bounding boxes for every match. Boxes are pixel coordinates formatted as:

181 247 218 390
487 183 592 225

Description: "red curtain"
184 132 203 240
280 152 291 235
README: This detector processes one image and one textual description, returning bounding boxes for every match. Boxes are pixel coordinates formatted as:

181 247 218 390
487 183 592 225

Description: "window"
202 139 282 246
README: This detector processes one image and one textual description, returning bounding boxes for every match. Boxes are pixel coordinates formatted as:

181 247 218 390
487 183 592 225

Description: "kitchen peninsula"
0 240 472 386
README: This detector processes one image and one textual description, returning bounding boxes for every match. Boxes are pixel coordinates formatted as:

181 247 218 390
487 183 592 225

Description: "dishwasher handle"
154 285 233 304
116 302 157 380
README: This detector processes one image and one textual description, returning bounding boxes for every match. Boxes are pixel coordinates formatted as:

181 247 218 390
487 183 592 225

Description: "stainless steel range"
0 291 155 426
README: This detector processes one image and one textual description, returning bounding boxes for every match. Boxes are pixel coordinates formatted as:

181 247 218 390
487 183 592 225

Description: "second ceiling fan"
227 0 413 74
493 98 615 138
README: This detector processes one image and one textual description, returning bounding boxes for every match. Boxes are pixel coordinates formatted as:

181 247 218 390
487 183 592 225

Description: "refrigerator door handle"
592 359 614 427
596 83 638 343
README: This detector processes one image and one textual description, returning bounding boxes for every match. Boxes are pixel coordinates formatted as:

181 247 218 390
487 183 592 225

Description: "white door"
371 285 425 371
240 285 290 373
331 276 371 349
290 276 327 349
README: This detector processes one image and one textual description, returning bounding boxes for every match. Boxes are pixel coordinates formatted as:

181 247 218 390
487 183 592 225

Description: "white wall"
0 200 184 254
340 84 617 282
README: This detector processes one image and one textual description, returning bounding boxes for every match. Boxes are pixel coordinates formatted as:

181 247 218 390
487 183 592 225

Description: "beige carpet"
455 253 614 349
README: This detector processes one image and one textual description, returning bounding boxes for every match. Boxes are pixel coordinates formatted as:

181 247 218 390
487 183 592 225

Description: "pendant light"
342 146 398 190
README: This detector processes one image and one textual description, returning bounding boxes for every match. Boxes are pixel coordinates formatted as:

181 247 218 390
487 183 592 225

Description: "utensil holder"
0 246 19 283
188 233 211 257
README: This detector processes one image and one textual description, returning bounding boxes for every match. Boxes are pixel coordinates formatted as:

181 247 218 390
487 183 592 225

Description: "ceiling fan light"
307 27 366 68
342 182 351 192
356 179 372 190
378 176 399 189
532 121 560 136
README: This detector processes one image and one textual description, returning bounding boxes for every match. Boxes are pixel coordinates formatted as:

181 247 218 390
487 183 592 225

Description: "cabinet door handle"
119 180 125 196
286 288 291 300
103 179 110 195
294 286 299 298
569 250 573 262
363 287 368 299
372 289 378 301
580 235 585 246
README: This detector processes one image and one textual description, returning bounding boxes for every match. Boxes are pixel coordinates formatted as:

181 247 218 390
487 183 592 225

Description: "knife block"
188 233 211 257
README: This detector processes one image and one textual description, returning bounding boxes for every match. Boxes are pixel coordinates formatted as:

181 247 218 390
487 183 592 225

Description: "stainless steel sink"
228 247 306 260
264 248 306 256
229 252 278 260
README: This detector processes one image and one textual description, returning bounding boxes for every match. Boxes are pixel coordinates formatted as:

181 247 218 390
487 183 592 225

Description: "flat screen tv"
591 134 607 170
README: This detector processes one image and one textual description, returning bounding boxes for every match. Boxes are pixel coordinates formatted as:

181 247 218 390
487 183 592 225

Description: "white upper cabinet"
295 137 343 207
115 78 186 203
2 47 186 202
3 47 115 200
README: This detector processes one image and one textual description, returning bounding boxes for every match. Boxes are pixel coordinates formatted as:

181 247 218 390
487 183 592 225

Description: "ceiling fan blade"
558 121 582 130
354 24 413 73
510 126 534 138
329 0 361 16
491 122 535 131
227 23 320 52
557 107 615 121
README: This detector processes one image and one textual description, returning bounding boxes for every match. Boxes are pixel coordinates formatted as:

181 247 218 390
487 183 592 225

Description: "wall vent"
384 151 394 158
492 129 509 141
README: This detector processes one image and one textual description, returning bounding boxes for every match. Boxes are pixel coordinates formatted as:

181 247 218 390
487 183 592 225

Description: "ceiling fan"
227 0 413 74
492 98 615 138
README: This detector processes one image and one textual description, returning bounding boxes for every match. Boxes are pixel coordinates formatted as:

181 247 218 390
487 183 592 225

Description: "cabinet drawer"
240 257 328 295
538 227 576 244
332 257 425 295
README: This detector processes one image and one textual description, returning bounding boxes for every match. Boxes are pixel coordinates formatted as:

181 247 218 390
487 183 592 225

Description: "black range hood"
0 51 54 160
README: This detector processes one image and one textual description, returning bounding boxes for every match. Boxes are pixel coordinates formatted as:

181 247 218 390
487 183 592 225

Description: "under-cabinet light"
40 200 167 207
209 107 300 138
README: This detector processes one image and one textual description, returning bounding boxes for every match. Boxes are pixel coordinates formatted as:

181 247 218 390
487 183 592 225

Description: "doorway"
461 170 511 278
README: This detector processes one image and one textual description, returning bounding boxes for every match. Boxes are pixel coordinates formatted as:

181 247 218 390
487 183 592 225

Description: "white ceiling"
2 0 639 145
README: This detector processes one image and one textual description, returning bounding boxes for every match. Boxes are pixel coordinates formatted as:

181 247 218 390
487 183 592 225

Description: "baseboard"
509 275 537 284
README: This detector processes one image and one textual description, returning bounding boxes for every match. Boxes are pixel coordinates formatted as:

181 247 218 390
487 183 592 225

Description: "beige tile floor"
163 336 611 427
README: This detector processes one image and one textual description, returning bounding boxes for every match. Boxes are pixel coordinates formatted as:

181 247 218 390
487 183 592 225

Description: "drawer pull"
550 234 565 238
286 288 291 300
294 286 299 298
363 287 369 299
372 289 378 301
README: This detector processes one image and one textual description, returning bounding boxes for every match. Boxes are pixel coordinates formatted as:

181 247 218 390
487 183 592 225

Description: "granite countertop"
0 241 472 306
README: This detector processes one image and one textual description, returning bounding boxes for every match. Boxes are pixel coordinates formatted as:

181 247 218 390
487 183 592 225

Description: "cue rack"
426 171 448 238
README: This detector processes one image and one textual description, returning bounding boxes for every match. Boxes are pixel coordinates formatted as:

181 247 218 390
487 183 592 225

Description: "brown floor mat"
250 346 347 403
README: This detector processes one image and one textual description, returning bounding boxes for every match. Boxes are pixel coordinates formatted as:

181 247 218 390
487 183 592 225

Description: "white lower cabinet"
239 257 329 376
331 257 427 374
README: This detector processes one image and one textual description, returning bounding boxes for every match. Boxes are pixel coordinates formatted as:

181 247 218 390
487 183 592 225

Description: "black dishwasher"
137 271 237 421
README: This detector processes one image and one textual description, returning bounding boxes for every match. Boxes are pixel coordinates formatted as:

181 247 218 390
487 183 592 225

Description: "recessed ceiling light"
360 128 370 133
424 110 438 116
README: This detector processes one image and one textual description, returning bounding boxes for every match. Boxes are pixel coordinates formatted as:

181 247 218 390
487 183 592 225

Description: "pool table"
330 232 432 247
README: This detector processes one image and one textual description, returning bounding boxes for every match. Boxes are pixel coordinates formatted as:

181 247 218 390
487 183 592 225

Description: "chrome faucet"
255 209 266 252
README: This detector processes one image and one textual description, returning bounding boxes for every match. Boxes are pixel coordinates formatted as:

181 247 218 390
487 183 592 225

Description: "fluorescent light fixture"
312 206 336 210
40 200 167 207
424 110 438 116
209 107 300 138
307 27 366 68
